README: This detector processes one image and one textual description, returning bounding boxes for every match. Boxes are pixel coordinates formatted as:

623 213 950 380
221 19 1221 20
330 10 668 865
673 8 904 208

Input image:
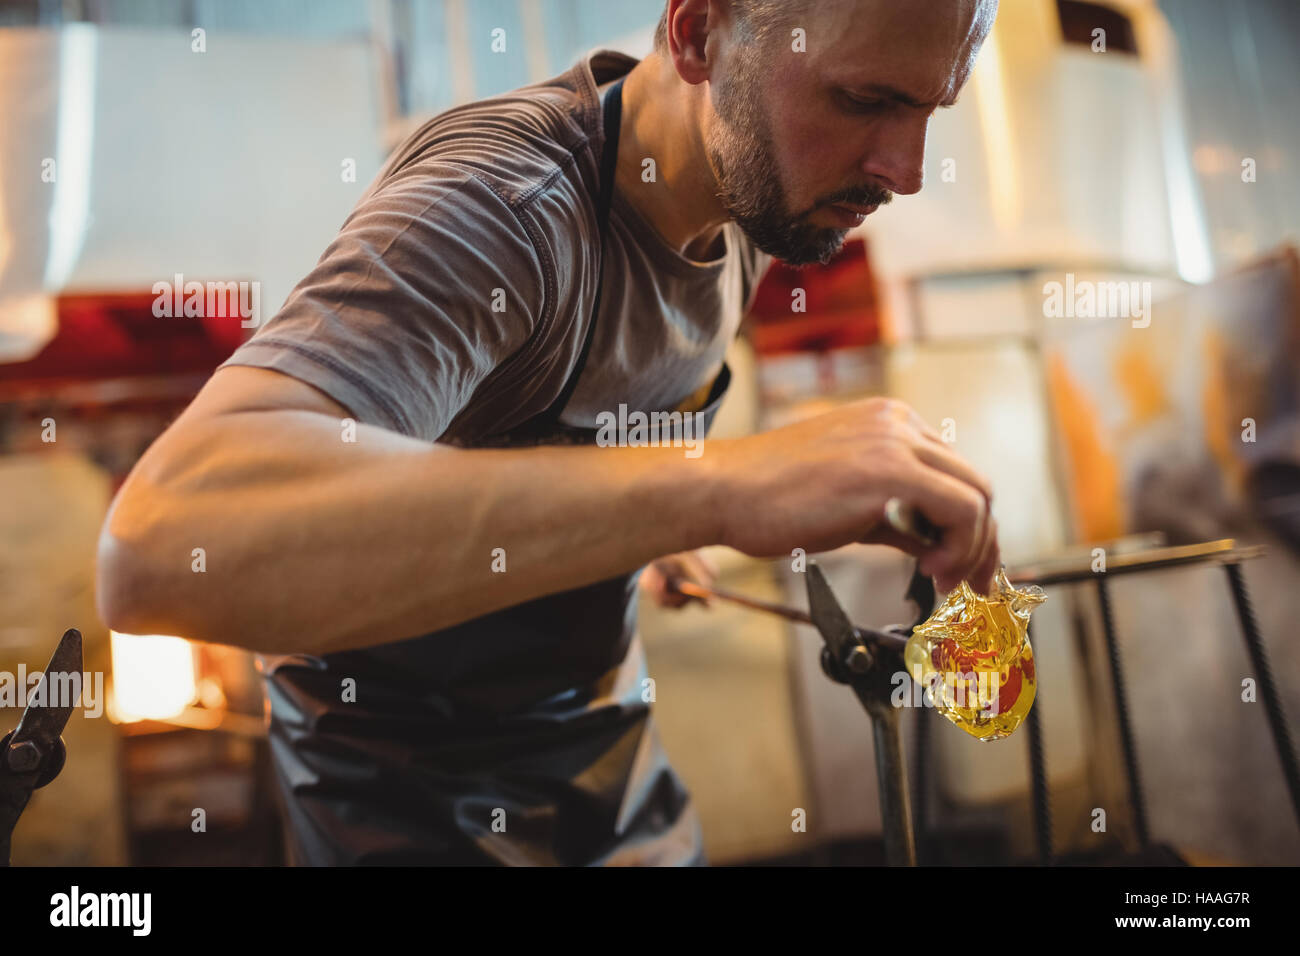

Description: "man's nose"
860 112 929 196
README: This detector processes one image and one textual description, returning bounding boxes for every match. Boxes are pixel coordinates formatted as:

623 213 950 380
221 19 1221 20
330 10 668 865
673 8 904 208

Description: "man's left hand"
640 549 719 609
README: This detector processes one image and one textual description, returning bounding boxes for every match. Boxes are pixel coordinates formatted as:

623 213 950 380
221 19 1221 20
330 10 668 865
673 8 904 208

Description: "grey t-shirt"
218 50 772 866
221 49 771 443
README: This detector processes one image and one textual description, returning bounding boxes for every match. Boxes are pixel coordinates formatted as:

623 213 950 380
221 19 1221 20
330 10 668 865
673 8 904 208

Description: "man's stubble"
705 52 892 267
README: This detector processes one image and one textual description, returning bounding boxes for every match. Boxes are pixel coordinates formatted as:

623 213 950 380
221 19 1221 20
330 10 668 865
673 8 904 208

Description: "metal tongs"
667 499 941 865
1 628 81 866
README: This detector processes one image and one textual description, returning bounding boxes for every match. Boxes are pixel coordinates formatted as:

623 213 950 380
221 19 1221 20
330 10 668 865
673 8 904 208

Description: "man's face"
704 0 996 266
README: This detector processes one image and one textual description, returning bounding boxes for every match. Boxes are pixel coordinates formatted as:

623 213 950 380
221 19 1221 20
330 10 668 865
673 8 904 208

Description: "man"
97 0 1001 865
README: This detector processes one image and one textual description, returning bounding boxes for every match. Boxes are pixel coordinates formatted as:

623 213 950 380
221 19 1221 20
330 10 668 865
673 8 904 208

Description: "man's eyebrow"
840 82 959 109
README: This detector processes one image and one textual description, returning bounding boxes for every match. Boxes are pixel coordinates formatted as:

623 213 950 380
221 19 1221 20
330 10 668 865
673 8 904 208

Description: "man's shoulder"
373 52 631 213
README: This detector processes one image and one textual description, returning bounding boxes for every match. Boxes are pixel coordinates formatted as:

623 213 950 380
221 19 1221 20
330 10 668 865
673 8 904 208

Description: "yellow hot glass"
904 567 1046 741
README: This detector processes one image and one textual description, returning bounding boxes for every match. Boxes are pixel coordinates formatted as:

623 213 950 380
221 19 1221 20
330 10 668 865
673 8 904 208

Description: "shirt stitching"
228 337 414 435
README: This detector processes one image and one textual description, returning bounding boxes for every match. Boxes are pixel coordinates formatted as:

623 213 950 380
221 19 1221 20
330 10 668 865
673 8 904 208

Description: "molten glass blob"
904 567 1046 741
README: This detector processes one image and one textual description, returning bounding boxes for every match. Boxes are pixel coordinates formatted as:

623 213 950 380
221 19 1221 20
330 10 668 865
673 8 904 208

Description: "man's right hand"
709 397 1000 595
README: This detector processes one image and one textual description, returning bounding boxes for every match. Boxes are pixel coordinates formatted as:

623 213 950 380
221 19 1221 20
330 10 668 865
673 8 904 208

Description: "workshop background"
2 0 1298 865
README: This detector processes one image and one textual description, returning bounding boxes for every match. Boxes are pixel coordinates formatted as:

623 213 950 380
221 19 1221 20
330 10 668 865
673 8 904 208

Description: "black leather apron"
260 75 733 865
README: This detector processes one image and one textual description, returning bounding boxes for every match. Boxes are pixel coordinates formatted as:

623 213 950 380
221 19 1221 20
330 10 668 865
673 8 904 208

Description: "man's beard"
706 61 893 267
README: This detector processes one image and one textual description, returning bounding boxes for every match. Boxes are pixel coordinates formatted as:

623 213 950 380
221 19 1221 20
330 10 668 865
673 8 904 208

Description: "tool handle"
665 575 908 650
667 577 814 624
884 497 941 548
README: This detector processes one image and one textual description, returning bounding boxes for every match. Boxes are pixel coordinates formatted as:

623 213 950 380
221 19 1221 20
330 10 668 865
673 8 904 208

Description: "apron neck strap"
524 74 625 434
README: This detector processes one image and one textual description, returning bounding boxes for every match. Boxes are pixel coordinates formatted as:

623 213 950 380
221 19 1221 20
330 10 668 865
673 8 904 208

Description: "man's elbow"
95 520 318 655
95 524 171 638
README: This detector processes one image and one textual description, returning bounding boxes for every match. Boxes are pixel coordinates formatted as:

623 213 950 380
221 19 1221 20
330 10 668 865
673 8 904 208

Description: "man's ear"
664 0 723 86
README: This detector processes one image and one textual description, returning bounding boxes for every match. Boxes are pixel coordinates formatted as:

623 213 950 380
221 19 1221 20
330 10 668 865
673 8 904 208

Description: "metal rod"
913 704 929 864
857 692 917 866
669 578 909 651
1026 675 1053 865
1224 562 1300 832
671 578 814 625
1010 539 1263 588
1095 577 1150 848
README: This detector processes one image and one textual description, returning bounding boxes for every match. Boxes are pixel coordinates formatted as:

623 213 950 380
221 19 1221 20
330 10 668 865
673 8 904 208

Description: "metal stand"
913 704 930 864
805 562 922 866
1025 661 1054 864
1095 577 1151 848
1224 562 1300 833
1012 539 1300 851
683 537 1295 865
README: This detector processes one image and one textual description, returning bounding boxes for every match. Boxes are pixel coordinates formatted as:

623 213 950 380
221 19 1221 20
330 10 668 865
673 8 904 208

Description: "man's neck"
599 52 731 262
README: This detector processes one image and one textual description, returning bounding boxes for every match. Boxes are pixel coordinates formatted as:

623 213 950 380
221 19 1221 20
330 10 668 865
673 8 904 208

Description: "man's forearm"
97 409 723 655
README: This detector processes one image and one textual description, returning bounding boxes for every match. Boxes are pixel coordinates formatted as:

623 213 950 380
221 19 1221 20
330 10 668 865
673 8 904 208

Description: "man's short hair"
652 0 805 54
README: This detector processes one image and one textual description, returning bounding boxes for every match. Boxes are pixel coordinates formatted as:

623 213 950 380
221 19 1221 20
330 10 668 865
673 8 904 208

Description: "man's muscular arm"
96 366 998 655
96 366 723 654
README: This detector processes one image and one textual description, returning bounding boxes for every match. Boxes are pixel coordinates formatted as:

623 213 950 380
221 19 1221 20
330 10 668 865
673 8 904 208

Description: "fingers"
857 525 932 558
969 513 1001 595
864 515 998 597
874 399 990 499
944 506 995 595
641 551 717 609
884 466 991 593
638 561 675 607
874 400 997 593
911 441 994 506
679 549 719 587
909 413 947 447
927 503 999 595
874 397 947 448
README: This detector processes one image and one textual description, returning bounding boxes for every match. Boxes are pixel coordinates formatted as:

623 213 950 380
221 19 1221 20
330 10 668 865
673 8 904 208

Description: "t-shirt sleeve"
220 165 545 441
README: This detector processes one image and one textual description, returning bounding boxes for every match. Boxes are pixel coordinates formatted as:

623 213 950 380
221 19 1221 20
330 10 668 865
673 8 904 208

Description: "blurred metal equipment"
670 560 935 866
670 500 941 865
675 535 1297 865
0 628 81 866
1011 538 1300 861
667 577 908 654
805 561 931 867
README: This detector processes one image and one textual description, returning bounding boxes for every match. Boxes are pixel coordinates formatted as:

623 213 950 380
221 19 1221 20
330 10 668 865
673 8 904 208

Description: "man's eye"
841 93 884 112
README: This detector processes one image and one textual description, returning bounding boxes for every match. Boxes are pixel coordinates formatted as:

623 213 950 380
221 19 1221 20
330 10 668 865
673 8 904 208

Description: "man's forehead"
802 0 996 107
